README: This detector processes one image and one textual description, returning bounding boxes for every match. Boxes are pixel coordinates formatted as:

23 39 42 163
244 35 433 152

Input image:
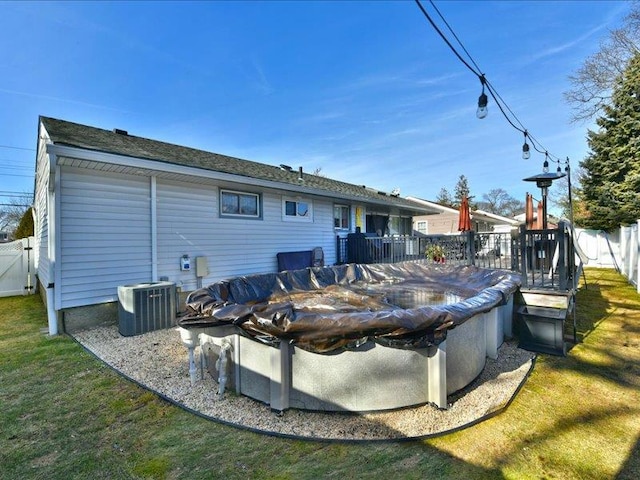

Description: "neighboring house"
0 232 9 243
407 197 520 235
34 116 439 332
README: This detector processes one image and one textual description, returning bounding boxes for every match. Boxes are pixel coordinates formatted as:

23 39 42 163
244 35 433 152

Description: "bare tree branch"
565 2 640 123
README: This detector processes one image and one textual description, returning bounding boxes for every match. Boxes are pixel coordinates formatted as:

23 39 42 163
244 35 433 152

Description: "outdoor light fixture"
476 75 488 119
522 131 531 159
523 162 566 230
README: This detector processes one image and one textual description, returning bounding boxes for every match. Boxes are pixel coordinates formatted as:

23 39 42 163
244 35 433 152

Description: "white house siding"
156 178 337 291
46 166 354 309
33 130 51 288
58 168 152 308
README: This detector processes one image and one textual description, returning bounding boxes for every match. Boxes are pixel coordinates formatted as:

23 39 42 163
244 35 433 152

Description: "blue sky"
0 1 630 212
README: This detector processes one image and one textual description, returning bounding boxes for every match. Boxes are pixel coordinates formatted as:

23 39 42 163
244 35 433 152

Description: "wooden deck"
337 222 582 354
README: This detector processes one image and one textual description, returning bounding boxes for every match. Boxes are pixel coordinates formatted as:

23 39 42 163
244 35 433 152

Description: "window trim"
282 197 313 222
220 189 262 219
333 204 350 230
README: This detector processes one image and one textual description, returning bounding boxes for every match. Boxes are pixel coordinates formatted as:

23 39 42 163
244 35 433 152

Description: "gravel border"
71 324 535 441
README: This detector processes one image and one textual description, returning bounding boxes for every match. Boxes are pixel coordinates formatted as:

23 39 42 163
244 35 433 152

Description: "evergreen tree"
453 175 471 208
435 187 453 207
580 52 640 230
13 207 34 239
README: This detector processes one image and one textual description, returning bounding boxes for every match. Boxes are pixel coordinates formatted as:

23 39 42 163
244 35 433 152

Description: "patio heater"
523 167 566 230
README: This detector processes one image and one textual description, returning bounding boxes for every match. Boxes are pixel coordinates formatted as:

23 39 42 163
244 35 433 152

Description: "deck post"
519 224 529 288
466 230 475 266
485 309 501 359
501 294 514 337
270 341 291 412
558 221 568 290
427 341 447 409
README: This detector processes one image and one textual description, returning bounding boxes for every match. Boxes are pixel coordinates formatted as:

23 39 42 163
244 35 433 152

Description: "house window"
416 221 427 234
334 205 350 229
283 197 312 222
388 216 412 235
220 190 260 218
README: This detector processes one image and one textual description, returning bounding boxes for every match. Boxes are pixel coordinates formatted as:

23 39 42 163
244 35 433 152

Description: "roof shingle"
41 116 430 212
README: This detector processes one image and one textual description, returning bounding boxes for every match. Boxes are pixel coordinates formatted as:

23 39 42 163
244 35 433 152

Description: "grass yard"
0 267 639 479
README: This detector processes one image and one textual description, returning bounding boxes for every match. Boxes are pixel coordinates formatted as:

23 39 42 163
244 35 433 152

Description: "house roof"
40 116 436 214
407 197 520 225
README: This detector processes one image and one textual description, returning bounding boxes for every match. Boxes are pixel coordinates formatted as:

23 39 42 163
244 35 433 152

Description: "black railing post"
467 230 475 266
558 221 567 290
519 224 529 288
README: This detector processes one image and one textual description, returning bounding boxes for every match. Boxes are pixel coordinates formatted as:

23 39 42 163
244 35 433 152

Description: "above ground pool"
178 262 521 412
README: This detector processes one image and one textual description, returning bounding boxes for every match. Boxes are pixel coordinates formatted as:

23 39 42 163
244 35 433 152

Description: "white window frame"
220 189 261 219
416 221 427 234
333 204 350 230
282 197 313 222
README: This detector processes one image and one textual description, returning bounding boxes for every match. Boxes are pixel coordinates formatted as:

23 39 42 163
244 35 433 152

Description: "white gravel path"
72 324 535 441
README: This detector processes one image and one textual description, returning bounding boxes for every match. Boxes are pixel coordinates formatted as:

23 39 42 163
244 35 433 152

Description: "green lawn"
1 267 638 479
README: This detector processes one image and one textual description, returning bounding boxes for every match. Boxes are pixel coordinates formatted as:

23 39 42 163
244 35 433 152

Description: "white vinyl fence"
575 221 640 292
0 237 35 297
620 222 639 290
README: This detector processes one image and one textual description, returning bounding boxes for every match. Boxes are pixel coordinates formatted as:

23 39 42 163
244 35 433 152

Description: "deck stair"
515 288 576 356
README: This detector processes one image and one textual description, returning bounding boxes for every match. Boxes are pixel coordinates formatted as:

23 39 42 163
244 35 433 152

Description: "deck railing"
336 221 578 293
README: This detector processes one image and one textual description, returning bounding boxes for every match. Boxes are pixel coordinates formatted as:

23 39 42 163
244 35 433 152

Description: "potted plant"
425 244 445 263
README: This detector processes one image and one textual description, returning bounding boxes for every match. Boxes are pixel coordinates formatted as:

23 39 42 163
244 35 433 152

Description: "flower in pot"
425 244 445 263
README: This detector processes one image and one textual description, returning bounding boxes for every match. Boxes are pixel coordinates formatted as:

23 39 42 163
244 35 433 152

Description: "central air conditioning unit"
117 281 176 336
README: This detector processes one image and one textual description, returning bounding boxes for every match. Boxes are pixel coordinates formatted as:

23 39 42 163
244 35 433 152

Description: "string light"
477 75 488 119
522 131 531 159
414 0 568 165
543 152 549 173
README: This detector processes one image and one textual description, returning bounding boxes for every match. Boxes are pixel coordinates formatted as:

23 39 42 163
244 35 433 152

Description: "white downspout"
46 149 59 335
46 284 57 336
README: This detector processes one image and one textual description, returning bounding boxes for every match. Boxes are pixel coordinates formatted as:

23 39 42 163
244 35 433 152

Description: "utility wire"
0 144 35 151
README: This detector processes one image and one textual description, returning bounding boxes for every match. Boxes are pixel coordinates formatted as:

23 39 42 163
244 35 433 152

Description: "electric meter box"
195 256 209 277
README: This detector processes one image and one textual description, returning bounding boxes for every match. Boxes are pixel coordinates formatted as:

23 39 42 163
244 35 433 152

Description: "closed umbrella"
525 193 534 230
458 196 472 232
536 201 544 229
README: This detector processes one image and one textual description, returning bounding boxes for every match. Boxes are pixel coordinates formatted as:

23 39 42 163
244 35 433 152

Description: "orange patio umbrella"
458 196 472 232
536 201 544 229
525 193 535 230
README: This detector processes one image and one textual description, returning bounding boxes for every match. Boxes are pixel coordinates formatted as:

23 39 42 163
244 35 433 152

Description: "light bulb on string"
522 131 530 159
476 75 488 119
543 152 549 173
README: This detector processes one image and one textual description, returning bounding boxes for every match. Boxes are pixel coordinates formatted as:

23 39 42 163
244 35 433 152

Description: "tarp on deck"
178 263 521 353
